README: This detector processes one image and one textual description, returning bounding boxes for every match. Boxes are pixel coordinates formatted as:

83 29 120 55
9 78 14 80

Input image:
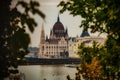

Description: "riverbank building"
39 16 69 58
39 16 105 58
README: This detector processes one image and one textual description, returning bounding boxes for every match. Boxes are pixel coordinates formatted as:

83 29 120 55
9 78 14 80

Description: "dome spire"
57 13 60 22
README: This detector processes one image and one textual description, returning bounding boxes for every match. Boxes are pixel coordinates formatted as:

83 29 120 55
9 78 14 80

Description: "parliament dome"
53 16 64 31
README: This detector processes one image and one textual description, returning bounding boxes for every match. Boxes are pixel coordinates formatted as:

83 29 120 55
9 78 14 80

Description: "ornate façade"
39 16 69 58
39 15 105 58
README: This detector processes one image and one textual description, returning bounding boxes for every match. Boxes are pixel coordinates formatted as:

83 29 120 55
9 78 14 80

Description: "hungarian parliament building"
38 16 104 58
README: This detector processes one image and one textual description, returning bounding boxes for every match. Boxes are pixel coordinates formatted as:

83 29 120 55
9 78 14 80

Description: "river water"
18 65 78 80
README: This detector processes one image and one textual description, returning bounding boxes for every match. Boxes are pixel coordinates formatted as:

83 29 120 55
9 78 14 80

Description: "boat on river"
65 64 79 68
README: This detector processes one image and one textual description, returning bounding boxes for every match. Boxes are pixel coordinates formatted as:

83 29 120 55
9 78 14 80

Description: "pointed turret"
66 27 68 33
57 14 60 22
40 23 45 44
50 29 52 35
80 28 90 37
50 29 53 39
46 35 49 42
65 27 69 38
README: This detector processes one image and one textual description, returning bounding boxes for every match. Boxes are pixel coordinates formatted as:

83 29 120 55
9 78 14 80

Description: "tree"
101 37 120 79
78 42 103 79
58 0 120 79
66 42 103 80
0 0 45 79
58 0 120 44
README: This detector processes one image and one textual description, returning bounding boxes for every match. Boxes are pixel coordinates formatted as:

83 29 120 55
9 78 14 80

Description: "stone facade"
39 16 105 58
68 36 105 58
39 16 69 58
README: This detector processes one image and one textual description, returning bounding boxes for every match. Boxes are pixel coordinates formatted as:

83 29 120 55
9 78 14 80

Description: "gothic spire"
57 14 60 22
40 23 45 44
46 35 48 41
66 27 68 33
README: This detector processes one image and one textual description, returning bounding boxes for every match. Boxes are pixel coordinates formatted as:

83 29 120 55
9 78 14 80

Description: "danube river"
18 65 78 80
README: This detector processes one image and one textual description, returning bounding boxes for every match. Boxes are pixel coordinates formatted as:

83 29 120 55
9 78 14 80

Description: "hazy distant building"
25 47 39 58
39 16 105 58
39 16 69 58
68 29 105 58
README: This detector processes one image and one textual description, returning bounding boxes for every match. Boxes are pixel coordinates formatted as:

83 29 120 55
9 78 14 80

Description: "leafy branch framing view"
0 0 45 80
58 0 120 79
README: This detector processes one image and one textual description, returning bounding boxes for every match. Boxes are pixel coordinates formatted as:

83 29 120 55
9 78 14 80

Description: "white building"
68 30 105 58
39 16 105 58
39 16 69 58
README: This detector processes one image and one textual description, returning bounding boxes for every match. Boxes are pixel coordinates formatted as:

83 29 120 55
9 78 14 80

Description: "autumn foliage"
80 57 102 79
68 57 102 80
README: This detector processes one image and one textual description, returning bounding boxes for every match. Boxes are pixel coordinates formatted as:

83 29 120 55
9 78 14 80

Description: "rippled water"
18 65 78 80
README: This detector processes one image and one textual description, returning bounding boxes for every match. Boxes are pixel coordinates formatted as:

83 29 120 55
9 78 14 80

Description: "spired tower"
50 15 68 39
40 24 45 44
39 15 69 58
39 24 45 58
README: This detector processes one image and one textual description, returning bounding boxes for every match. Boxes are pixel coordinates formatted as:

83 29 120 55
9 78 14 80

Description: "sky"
27 0 105 47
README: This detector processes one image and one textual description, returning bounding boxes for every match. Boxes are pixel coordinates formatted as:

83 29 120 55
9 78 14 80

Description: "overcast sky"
27 0 105 47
